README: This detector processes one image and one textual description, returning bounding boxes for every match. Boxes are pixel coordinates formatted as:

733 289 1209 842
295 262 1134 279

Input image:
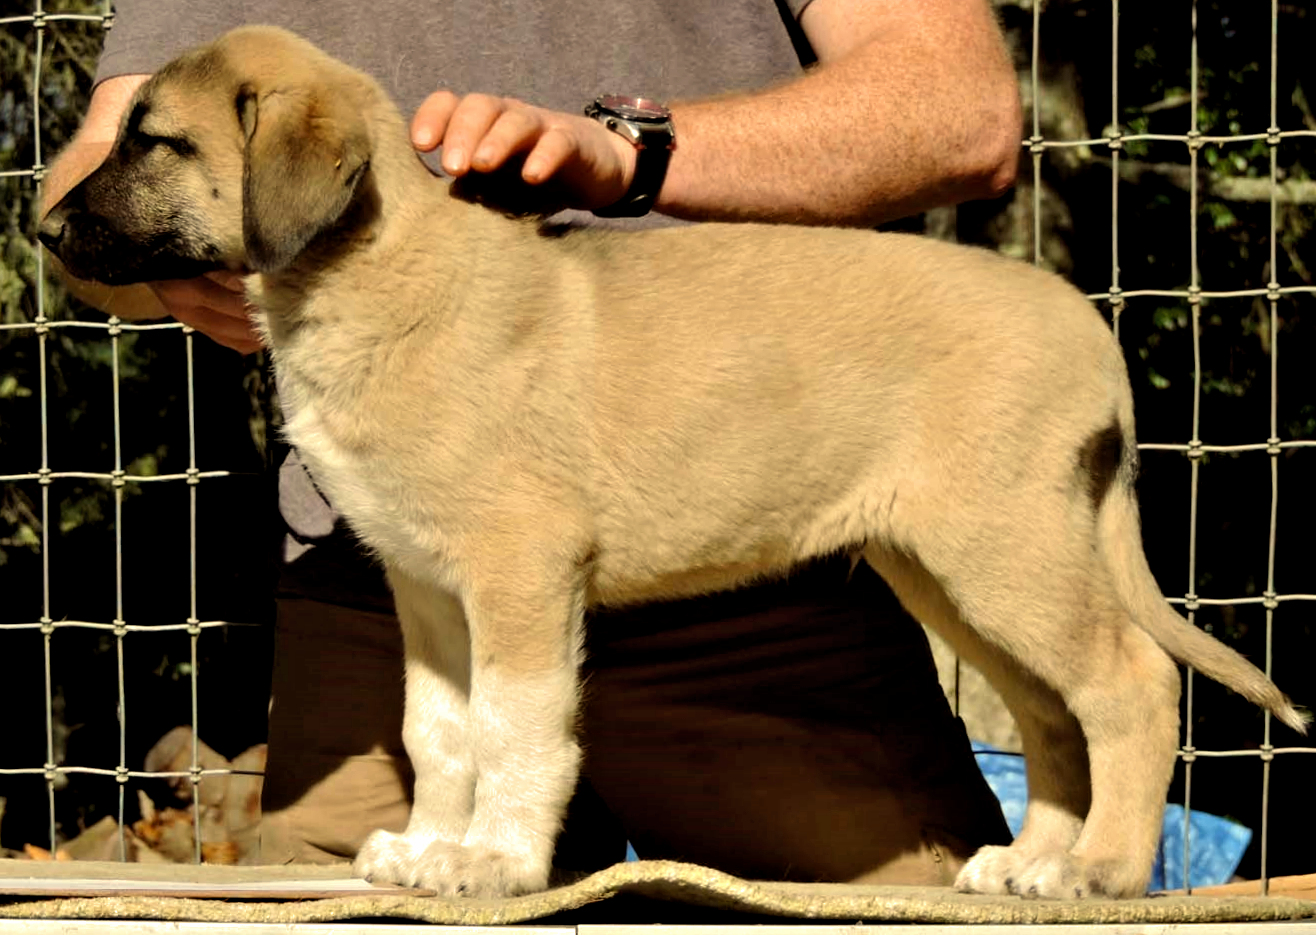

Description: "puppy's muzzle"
39 191 124 283
41 193 218 286
37 212 68 254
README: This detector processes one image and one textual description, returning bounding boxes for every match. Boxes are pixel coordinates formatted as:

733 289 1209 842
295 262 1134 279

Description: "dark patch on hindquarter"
1079 422 1125 510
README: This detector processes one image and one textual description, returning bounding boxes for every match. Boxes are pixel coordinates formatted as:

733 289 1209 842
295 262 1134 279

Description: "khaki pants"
260 534 1009 885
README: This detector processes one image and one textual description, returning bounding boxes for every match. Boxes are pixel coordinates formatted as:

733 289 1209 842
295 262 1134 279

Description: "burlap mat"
0 859 1312 925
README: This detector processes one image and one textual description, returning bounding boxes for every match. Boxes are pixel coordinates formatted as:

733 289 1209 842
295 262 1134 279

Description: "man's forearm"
656 0 1022 227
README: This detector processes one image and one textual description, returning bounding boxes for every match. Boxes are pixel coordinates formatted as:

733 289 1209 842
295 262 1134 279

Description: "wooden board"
0 859 431 900
1166 873 1316 901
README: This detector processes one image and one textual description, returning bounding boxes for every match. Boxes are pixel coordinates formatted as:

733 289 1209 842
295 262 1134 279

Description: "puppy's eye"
139 133 197 157
124 103 194 156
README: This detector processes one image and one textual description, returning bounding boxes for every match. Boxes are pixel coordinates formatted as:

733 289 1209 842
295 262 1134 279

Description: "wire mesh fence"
0 0 1313 897
1008 0 1316 893
1 1 275 866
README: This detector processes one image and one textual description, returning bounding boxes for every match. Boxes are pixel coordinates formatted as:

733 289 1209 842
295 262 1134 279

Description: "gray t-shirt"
97 1 813 122
95 1 817 566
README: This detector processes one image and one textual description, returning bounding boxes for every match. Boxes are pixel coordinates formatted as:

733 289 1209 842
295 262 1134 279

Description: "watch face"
597 94 670 122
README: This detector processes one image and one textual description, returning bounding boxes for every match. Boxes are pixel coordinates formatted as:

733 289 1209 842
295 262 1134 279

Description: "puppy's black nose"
38 213 66 253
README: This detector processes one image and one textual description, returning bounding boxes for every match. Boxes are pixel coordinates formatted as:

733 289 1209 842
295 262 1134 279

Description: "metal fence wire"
1 0 1314 897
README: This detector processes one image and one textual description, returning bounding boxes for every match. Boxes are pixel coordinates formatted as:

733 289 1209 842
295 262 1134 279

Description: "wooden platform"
0 859 1313 928
0 860 424 900
1170 874 1316 902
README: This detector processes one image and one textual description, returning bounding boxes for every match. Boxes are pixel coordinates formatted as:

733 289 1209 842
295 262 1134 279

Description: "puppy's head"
40 26 373 284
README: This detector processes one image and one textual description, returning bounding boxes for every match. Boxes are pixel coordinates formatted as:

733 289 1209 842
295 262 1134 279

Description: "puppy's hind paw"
955 846 1142 900
354 830 549 898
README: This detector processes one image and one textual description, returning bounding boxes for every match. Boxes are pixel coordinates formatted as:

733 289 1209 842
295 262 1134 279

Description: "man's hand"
151 271 262 354
411 92 637 212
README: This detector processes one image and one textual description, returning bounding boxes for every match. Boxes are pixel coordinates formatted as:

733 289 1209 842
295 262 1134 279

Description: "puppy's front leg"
354 567 477 887
361 547 586 898
457 567 585 897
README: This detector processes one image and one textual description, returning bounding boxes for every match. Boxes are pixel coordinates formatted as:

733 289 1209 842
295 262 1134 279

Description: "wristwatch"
584 94 675 218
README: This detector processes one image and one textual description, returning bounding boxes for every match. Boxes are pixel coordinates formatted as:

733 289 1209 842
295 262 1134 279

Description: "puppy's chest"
278 374 450 568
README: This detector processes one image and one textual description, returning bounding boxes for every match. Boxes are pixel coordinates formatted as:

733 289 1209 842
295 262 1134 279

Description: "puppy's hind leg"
869 515 1180 899
865 546 1091 895
954 536 1180 899
1060 594 1180 897
951 555 1179 899
355 566 477 887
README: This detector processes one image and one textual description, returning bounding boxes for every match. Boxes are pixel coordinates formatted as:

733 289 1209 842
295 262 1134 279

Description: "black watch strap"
585 95 674 218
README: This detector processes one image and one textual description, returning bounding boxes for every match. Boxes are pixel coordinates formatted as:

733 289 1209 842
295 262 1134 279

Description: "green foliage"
0 3 274 574
1 2 136 568
1118 0 1313 445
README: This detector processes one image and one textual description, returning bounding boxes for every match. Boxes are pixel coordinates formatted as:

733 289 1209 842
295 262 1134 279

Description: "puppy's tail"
1098 464 1309 735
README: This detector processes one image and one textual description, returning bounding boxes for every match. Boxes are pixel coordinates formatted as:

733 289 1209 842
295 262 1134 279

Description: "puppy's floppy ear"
238 84 370 272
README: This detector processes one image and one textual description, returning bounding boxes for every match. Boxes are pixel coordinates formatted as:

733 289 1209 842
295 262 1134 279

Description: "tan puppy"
41 26 1306 899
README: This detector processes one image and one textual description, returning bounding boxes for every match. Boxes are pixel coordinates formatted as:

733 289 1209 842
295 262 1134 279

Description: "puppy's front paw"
955 844 1027 896
426 841 550 898
354 829 429 889
354 830 548 898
